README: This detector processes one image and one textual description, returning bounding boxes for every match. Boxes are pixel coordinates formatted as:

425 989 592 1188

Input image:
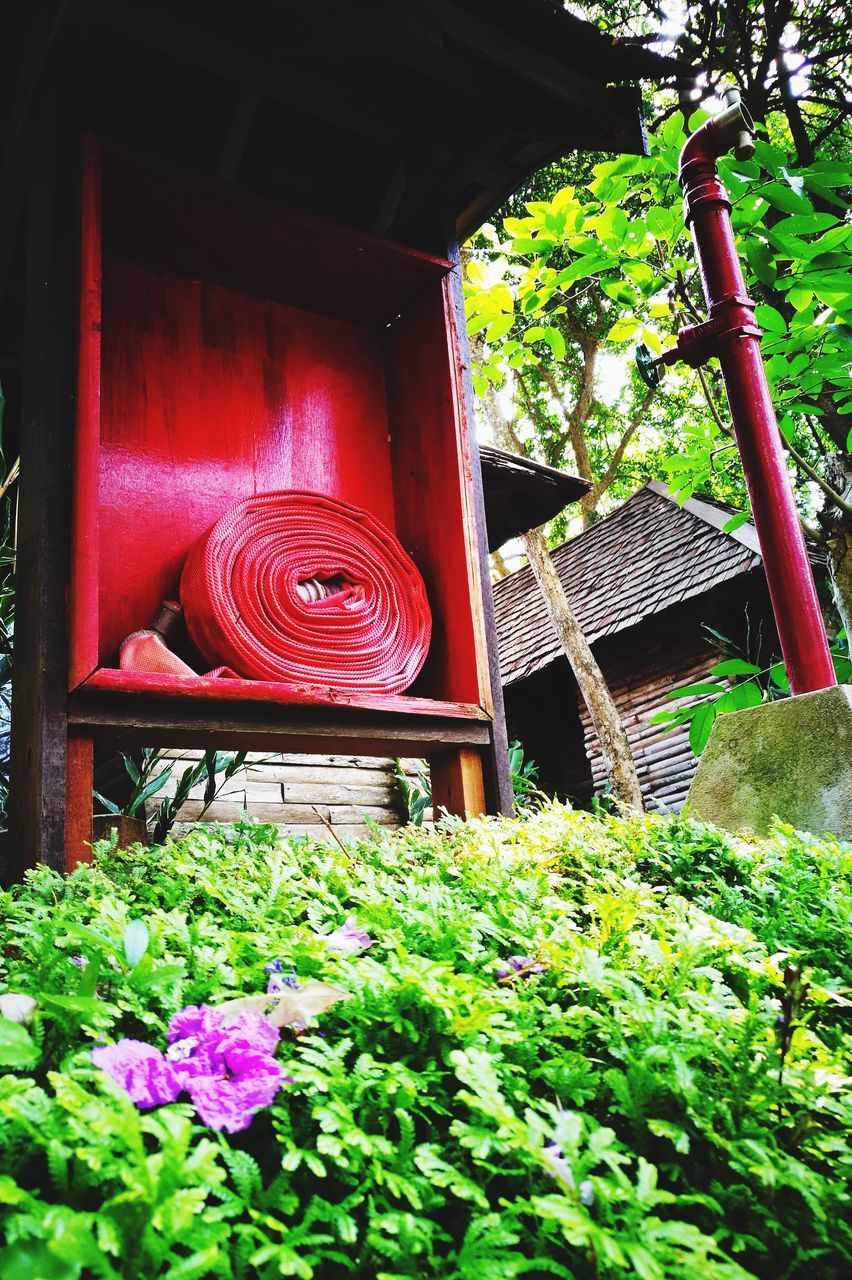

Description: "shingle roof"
494 481 764 686
480 445 590 551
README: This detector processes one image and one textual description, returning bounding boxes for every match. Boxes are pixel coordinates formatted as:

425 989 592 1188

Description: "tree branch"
538 342 599 486
692 365 847 534
590 386 657 508
783 433 852 517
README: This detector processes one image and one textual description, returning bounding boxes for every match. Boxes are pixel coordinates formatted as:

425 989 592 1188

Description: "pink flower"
322 917 373 955
187 1048 286 1132
93 1005 289 1132
167 1004 221 1044
91 1040 181 1109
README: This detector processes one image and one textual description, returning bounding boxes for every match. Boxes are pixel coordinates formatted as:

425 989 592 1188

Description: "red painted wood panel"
71 139 490 717
385 286 482 706
99 259 395 664
80 668 489 719
102 145 452 328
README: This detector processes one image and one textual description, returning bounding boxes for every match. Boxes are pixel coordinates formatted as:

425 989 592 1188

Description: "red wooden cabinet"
65 139 503 863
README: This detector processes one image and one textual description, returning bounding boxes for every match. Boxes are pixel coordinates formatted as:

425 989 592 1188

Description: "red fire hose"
175 490 432 694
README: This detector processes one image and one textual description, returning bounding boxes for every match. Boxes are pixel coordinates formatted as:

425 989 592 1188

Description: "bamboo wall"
576 626 716 812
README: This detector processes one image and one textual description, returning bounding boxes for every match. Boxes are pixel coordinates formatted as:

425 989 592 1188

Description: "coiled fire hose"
122 491 432 696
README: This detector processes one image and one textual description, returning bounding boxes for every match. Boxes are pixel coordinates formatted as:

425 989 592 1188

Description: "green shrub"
0 805 849 1278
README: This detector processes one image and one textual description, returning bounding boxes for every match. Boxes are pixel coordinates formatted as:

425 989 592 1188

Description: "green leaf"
709 659 762 677
787 286 814 312
745 240 776 287
689 702 716 755
773 212 839 237
486 314 514 343
0 1241 80 1280
128 768 173 816
601 280 639 307
763 180 811 216
0 1017 39 1068
595 206 628 247
123 756 141 785
93 789 122 816
607 316 641 343
728 680 764 710
722 512 750 533
648 707 694 726
491 283 514 313
510 237 544 255
555 254 612 287
522 326 546 344
645 206 669 238
662 110 685 150
769 662 790 692
754 305 786 335
665 682 725 700
543 326 566 362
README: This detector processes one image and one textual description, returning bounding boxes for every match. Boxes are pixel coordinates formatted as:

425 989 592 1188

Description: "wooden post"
445 238 514 816
6 96 77 881
430 747 487 818
66 734 94 870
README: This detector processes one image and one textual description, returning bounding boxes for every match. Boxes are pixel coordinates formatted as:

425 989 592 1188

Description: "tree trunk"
520 526 644 812
820 454 852 638
473 350 644 812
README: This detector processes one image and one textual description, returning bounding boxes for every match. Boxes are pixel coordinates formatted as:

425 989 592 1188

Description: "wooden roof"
494 482 767 687
479 446 590 551
1 1 679 264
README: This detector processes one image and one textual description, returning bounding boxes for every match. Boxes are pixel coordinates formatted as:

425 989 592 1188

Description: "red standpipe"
677 96 836 695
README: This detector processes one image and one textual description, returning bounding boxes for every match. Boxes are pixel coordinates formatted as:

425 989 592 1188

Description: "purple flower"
167 1004 221 1045
542 1142 594 1206
496 955 546 981
93 1004 289 1132
69 955 88 970
322 917 373 956
543 1141 575 1187
91 1040 181 1109
264 960 301 995
187 1049 286 1132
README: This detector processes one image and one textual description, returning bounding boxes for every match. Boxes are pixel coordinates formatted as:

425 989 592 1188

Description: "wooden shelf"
69 678 491 759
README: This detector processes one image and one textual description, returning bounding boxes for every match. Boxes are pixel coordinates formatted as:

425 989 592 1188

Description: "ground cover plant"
0 806 849 1279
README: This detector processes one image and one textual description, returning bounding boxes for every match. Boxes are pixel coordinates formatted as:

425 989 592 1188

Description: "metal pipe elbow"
679 90 755 176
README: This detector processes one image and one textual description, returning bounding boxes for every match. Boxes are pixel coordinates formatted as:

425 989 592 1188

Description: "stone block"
687 684 852 839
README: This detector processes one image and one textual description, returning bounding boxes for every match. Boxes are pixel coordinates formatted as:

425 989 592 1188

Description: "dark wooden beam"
68 690 492 758
216 89 259 183
406 0 610 113
0 1 72 316
90 0 403 143
6 92 77 881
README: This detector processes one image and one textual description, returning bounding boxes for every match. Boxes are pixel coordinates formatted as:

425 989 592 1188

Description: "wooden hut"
0 1 674 876
493 482 825 812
